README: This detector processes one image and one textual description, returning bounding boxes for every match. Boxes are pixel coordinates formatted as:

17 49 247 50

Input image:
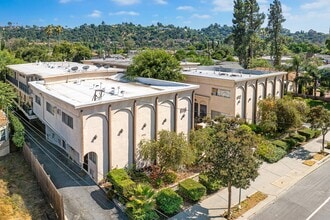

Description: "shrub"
156 188 183 215
178 178 206 202
107 169 135 198
290 133 306 143
327 142 330 149
162 171 177 185
314 129 321 138
199 174 221 193
283 138 298 148
297 128 315 140
8 112 25 148
256 142 286 163
272 140 290 151
126 184 159 220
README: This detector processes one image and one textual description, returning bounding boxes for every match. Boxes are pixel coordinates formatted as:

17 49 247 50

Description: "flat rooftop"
29 74 199 109
183 68 286 82
7 62 122 78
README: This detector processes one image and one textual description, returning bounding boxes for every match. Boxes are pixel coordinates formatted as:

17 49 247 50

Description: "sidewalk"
171 132 330 220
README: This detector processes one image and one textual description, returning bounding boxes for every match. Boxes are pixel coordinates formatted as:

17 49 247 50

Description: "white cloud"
109 11 139 16
192 14 210 19
154 0 167 5
300 0 329 10
177 6 195 11
112 0 140 6
212 0 233 12
88 10 102 18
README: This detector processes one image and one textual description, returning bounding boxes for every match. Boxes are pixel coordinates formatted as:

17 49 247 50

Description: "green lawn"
305 99 330 110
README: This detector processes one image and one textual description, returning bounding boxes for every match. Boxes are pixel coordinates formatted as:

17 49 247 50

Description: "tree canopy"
126 49 184 81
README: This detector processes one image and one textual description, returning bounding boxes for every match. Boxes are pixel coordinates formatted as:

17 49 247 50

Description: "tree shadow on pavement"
287 147 312 160
170 204 210 220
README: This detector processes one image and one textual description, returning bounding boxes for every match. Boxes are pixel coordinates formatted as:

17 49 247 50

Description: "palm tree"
54 25 63 44
44 25 53 53
295 72 312 95
288 55 303 94
305 63 321 97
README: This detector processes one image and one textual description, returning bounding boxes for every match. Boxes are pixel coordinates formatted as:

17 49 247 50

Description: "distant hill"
1 22 328 51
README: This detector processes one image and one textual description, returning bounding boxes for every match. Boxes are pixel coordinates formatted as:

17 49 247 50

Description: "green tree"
0 82 16 110
126 184 159 220
288 54 304 94
308 106 330 152
326 38 330 51
139 130 194 173
54 25 63 43
44 25 53 53
305 63 321 97
267 0 286 67
203 124 260 219
8 112 25 148
0 50 24 80
126 49 183 81
257 98 277 134
232 0 247 68
232 0 265 68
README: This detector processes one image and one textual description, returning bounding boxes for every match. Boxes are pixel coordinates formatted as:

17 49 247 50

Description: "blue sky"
1 0 329 33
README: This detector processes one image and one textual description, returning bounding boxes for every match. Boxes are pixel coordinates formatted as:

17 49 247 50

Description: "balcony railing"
6 74 18 86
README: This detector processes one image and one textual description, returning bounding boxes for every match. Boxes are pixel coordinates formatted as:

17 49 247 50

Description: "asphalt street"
18 113 127 220
252 159 330 220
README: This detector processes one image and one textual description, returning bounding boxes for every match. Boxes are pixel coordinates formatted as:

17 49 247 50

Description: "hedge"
178 178 206 202
272 140 290 151
107 168 135 197
256 143 286 163
199 174 221 193
156 188 183 215
290 133 306 143
297 128 315 140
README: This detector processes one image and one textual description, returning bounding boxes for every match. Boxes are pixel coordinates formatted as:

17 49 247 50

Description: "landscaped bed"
223 191 267 219
0 152 56 219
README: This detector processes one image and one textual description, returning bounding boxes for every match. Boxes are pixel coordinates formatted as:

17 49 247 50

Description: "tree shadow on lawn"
287 147 312 160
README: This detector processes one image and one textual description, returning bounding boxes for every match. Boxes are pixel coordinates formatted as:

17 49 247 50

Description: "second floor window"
35 95 41 105
62 112 73 129
46 102 54 115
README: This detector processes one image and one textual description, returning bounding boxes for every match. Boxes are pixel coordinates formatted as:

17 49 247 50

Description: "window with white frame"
211 88 231 98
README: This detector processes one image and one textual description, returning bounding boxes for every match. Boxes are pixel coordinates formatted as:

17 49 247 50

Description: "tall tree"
232 0 265 68
245 0 265 68
203 123 260 219
267 0 286 67
305 63 321 97
289 54 304 94
232 0 247 67
44 25 53 53
54 25 63 43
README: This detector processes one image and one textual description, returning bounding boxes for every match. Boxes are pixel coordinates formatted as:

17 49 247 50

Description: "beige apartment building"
6 62 122 119
8 62 198 182
183 67 288 123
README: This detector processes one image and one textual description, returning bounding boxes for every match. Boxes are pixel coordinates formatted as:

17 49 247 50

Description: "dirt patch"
303 160 316 166
313 153 325 161
223 191 267 219
0 152 56 219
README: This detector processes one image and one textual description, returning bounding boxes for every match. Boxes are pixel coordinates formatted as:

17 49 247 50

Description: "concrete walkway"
171 132 330 220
